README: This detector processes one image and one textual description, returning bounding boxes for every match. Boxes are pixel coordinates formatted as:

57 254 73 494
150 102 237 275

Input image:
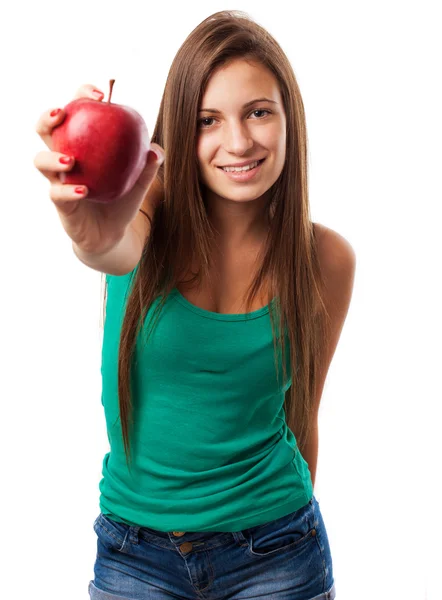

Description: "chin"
216 189 267 203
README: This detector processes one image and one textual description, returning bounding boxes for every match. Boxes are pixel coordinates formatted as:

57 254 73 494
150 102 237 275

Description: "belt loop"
129 525 140 545
232 530 248 547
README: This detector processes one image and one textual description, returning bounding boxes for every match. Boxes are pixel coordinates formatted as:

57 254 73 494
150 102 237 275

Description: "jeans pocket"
242 498 316 557
93 513 131 553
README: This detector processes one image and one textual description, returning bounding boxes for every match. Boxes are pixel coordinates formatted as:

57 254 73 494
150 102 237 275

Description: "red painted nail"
75 187 85 195
59 156 72 164
147 150 158 163
50 108 61 117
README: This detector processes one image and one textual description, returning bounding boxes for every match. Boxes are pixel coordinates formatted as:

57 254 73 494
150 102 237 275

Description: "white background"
1 1 440 599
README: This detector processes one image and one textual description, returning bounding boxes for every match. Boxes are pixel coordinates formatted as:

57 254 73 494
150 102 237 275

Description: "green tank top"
98 266 313 532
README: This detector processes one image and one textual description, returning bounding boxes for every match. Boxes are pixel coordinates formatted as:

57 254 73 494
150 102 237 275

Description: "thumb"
135 144 165 191
147 143 165 166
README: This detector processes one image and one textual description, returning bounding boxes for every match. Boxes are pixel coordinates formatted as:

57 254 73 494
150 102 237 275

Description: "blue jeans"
89 495 336 599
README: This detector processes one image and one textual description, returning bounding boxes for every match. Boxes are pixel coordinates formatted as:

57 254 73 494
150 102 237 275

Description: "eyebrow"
198 98 278 114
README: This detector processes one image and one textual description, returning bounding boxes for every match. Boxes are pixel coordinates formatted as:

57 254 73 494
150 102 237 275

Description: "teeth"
222 160 260 172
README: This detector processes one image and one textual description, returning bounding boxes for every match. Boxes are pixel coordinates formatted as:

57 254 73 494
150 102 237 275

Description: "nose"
223 120 254 155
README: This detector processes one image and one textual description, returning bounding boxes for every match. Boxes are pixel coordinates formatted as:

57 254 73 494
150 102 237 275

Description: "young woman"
34 10 355 600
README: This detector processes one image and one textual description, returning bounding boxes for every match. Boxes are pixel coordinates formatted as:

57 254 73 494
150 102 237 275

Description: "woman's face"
196 59 287 206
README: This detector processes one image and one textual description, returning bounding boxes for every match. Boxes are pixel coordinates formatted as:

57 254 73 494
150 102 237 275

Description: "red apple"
51 79 150 203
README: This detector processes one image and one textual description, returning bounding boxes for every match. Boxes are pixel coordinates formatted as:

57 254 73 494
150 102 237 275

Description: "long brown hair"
101 10 331 472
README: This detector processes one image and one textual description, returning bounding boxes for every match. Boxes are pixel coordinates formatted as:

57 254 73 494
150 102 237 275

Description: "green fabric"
98 267 313 532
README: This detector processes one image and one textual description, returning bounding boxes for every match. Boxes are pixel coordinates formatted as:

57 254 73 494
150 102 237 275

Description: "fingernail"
59 156 73 164
50 108 61 117
92 90 104 99
149 149 164 165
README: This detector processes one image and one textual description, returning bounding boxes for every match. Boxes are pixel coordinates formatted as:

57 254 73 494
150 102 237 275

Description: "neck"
206 192 270 251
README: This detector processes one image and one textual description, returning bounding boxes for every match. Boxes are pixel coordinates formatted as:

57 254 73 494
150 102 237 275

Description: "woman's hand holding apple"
33 83 165 256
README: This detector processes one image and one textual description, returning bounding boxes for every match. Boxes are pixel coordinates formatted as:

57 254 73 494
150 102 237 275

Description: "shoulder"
312 221 356 314
313 222 356 273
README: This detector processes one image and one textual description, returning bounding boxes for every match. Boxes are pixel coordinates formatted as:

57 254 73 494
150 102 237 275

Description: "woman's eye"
252 109 270 118
198 109 270 129
199 117 215 128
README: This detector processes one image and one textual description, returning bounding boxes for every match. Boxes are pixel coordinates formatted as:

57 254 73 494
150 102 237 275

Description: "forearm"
72 223 142 276
299 422 319 490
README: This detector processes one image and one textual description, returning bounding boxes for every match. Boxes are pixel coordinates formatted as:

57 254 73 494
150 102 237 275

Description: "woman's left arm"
300 224 357 488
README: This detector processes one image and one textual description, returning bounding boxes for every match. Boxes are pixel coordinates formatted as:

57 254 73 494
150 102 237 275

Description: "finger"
73 83 105 101
49 182 88 205
33 150 77 184
35 84 105 150
35 107 66 150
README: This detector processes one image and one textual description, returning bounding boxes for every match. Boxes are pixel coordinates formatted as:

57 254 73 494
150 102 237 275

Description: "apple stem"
108 79 115 103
